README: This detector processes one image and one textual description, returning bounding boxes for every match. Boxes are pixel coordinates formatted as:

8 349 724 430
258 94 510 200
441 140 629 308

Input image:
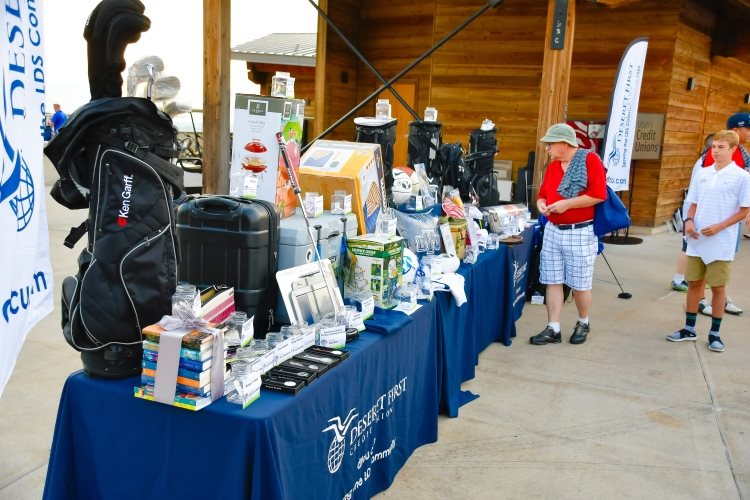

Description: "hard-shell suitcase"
176 195 280 336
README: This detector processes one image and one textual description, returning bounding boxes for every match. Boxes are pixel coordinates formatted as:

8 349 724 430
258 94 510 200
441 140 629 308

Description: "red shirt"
538 152 607 225
702 147 745 168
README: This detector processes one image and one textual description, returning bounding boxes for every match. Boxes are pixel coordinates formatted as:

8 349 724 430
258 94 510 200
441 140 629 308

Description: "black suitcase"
176 195 280 336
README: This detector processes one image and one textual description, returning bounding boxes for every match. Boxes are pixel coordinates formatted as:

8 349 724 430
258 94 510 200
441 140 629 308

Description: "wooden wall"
317 0 750 226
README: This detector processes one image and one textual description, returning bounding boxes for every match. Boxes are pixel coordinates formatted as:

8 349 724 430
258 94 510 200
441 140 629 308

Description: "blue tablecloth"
43 303 438 500
434 225 534 417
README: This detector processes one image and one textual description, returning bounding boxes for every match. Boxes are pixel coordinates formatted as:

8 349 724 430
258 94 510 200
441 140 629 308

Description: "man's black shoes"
530 326 561 345
570 321 590 344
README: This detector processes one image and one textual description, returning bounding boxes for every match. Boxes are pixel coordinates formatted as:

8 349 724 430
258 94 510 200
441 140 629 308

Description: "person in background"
530 123 606 346
49 103 68 136
671 113 750 316
670 133 713 292
666 130 750 352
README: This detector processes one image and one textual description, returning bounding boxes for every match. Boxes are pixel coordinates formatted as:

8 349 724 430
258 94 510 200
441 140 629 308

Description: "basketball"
392 169 413 205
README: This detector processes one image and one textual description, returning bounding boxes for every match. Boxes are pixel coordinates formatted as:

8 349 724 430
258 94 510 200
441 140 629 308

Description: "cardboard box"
230 94 305 218
298 140 386 234
344 234 403 308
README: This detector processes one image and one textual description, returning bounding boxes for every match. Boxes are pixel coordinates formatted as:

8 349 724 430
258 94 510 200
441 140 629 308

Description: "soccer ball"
391 169 413 205
402 248 418 283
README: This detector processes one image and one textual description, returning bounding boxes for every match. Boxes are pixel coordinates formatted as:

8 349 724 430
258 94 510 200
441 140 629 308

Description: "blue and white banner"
602 37 648 192
1 1 53 398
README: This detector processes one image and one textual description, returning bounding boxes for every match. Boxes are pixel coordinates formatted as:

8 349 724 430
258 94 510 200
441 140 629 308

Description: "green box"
345 234 403 308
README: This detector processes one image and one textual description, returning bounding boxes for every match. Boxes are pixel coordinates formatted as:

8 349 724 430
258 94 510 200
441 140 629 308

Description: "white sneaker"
725 298 743 315
698 298 712 316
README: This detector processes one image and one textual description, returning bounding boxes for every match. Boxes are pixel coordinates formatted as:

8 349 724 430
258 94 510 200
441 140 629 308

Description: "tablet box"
299 140 386 234
306 345 349 361
261 375 305 395
266 365 317 385
344 234 403 309
230 94 305 218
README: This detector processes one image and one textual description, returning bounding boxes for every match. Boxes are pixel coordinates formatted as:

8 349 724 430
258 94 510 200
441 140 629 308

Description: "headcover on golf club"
84 0 151 100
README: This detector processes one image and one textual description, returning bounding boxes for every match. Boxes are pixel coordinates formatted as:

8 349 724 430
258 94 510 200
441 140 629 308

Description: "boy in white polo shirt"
667 130 750 352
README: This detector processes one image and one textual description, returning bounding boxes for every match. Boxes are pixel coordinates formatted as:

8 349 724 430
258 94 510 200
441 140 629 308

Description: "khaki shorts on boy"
685 256 730 287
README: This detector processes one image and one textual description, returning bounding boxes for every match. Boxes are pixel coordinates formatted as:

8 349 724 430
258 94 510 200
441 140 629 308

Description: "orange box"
298 140 386 234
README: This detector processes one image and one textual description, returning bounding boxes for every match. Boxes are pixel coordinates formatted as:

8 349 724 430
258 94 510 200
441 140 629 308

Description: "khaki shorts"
685 257 731 287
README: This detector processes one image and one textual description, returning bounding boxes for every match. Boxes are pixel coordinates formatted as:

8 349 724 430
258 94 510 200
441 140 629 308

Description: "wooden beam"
314 0 329 138
203 0 231 194
532 0 576 207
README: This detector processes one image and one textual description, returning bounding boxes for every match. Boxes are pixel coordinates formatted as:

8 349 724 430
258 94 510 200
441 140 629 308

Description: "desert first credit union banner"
1 0 53 397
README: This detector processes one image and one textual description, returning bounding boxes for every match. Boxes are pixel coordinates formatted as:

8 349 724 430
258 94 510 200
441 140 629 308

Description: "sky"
43 0 319 113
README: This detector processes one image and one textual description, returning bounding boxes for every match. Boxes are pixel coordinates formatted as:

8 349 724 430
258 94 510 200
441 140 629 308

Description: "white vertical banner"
1 1 53 398
602 37 649 192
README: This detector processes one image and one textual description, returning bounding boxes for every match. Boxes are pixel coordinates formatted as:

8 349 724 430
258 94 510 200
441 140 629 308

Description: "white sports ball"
392 169 413 205
402 248 418 283
439 255 460 274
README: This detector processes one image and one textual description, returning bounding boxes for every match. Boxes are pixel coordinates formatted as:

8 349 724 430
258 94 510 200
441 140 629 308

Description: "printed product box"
344 234 403 308
230 94 305 218
298 140 386 234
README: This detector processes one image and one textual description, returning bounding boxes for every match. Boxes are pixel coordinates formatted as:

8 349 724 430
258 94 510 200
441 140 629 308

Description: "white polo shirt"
685 161 750 263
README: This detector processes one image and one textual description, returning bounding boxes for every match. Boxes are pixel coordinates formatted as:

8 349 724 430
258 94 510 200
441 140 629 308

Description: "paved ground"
1 175 749 499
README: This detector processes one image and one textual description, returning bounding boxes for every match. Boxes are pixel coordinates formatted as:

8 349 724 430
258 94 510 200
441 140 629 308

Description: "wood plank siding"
317 0 750 226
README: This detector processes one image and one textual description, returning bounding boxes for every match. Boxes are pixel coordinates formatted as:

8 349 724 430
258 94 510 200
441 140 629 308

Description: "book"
142 349 212 372
142 360 211 384
142 340 213 362
142 323 214 351
141 367 208 389
140 375 211 397
133 385 212 411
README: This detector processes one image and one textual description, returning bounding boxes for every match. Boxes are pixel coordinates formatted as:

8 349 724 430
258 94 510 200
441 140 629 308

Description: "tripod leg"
600 251 632 299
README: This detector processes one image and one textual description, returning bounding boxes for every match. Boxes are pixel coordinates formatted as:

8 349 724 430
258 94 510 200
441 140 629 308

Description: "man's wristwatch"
683 217 694 224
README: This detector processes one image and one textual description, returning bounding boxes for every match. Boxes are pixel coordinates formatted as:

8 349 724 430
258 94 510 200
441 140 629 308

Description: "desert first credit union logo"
321 377 408 475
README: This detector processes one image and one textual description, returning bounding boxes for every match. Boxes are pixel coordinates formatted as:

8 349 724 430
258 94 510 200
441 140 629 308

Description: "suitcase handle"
191 196 241 221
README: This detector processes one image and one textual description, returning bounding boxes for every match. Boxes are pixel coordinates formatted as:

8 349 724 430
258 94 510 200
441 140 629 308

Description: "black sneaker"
666 329 697 342
530 326 561 345
570 321 590 344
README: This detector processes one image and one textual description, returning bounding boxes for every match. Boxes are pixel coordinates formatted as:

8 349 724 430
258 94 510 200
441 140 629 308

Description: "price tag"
243 175 259 198
440 223 457 257
240 316 255 348
346 310 365 332
317 325 346 349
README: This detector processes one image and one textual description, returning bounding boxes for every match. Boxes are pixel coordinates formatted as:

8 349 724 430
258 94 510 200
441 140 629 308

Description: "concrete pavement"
1 172 748 499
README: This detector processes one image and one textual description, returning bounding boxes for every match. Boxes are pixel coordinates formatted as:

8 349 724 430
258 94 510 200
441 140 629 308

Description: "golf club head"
129 55 165 78
163 100 192 117
618 292 632 299
152 75 181 101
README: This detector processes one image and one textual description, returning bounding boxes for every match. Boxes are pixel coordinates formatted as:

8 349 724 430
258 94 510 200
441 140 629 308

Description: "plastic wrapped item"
331 190 352 214
482 204 530 236
271 71 295 98
376 99 392 119
424 106 438 122
394 209 439 251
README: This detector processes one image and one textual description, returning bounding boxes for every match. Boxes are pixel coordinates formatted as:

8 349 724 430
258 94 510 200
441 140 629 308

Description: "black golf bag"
45 97 184 378
465 127 500 207
354 119 398 193
407 121 443 183
440 142 473 202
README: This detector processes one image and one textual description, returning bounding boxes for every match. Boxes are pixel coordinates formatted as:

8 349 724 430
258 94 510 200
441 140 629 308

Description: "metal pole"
303 0 503 152
276 133 342 315
600 251 632 299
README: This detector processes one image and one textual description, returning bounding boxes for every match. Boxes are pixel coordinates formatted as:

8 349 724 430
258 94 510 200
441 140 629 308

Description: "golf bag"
407 121 443 183
465 127 500 207
440 142 473 202
44 97 184 377
354 119 397 192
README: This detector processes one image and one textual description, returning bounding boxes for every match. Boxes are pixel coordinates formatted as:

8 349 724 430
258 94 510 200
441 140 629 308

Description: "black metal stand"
603 161 643 245
599 251 632 299
302 0 505 153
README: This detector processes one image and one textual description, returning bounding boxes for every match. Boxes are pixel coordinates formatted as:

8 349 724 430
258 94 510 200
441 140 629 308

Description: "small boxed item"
271 71 295 99
303 192 324 218
331 190 352 215
306 345 349 361
261 375 305 395
344 234 403 308
299 140 386 234
280 357 329 376
294 351 340 369
482 204 530 237
266 365 317 385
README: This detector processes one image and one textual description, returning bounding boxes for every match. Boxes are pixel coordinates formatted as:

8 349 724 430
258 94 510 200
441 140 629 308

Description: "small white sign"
317 325 347 349
440 223 457 257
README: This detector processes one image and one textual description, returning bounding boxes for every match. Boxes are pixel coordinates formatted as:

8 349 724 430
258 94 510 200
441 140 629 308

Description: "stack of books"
134 325 217 411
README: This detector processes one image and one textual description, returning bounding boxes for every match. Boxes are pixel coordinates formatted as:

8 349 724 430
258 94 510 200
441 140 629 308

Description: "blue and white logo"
0 76 35 232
